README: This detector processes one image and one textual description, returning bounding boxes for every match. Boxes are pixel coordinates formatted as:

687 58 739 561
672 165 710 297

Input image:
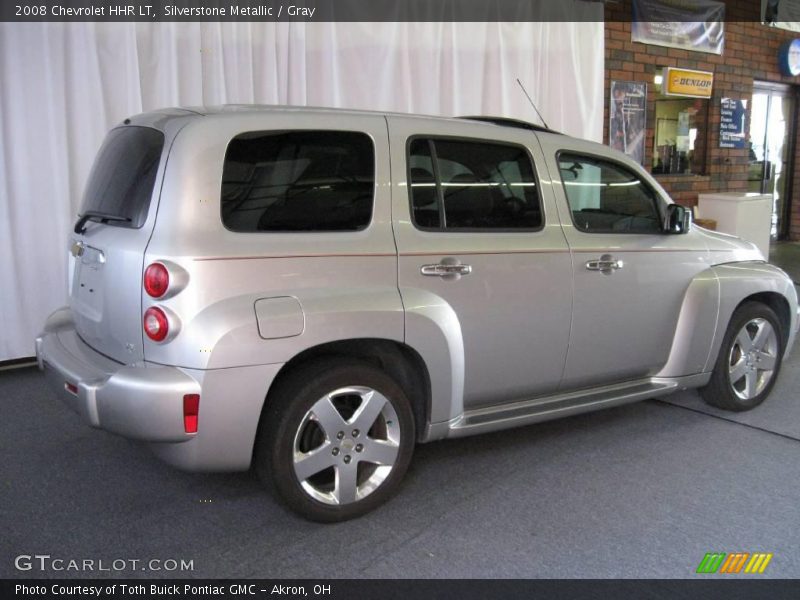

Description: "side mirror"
663 203 692 234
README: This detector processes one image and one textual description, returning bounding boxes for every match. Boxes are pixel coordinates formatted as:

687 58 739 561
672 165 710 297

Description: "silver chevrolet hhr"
37 106 798 521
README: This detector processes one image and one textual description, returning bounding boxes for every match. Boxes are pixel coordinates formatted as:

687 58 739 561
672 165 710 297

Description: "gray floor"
2 348 800 579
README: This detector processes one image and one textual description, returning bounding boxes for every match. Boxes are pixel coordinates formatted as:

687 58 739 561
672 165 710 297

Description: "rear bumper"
36 308 283 472
36 307 200 443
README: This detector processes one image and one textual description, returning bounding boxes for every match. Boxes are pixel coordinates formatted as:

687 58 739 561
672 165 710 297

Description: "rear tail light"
144 263 169 298
143 307 169 342
183 394 200 433
143 262 185 344
64 382 78 395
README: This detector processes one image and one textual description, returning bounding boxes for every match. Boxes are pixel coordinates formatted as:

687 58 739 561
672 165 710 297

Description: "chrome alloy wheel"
728 317 779 401
292 386 401 505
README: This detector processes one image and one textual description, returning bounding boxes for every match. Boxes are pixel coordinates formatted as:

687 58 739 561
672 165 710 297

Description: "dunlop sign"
664 67 714 98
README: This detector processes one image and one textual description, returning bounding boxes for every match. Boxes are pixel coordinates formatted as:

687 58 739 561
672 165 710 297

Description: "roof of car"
123 105 577 152
169 104 559 133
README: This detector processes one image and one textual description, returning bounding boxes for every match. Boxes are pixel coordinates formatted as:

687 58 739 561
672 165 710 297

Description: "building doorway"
748 83 796 240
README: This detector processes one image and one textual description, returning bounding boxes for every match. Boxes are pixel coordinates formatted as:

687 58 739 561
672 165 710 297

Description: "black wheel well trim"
258 338 432 446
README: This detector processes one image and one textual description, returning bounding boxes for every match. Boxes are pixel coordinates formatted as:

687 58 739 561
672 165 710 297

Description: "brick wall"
604 0 800 239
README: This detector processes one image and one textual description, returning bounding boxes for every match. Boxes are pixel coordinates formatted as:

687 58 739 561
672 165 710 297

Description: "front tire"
255 359 415 522
700 301 784 412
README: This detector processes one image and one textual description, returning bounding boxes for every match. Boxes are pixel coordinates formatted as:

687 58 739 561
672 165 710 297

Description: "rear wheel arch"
256 338 432 449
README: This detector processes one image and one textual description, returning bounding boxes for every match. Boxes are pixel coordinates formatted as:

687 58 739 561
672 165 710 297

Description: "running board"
446 379 679 438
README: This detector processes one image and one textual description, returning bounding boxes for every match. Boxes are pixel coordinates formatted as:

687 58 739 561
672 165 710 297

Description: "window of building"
558 152 662 234
652 69 709 176
221 130 374 232
408 138 542 231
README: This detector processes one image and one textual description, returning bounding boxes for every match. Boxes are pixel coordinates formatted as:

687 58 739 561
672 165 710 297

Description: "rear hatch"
69 125 165 364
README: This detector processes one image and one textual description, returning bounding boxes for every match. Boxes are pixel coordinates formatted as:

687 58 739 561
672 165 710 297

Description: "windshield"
80 126 164 229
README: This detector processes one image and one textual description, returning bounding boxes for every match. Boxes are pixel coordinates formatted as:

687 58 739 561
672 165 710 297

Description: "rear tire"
254 358 415 522
700 302 784 412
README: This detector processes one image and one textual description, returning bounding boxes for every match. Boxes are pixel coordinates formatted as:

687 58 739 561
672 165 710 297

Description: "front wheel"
700 302 784 412
255 359 415 522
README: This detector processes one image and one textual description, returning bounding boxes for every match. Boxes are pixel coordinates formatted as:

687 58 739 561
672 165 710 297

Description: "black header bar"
4 1 600 22
0 0 763 23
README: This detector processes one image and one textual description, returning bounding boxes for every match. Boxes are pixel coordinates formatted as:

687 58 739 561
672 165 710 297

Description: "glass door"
748 84 796 239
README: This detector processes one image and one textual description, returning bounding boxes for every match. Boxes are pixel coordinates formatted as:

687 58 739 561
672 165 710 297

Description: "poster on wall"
779 39 800 76
609 81 647 164
632 0 725 55
720 98 747 149
763 0 800 33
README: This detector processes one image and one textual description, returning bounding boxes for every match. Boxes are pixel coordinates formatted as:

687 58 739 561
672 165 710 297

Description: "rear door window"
221 131 375 232
408 138 542 231
80 126 164 229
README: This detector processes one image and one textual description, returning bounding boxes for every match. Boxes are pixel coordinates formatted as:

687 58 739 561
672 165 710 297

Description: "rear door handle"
586 254 623 274
420 263 473 277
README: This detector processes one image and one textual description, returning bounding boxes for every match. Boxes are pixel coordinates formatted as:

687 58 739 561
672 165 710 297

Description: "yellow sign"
664 67 714 98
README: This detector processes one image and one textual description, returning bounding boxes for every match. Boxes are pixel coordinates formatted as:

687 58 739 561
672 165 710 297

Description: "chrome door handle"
420 263 473 277
586 254 623 274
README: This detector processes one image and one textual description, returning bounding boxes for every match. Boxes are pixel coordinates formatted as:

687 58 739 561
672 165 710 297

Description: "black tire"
254 358 415 522
700 301 784 412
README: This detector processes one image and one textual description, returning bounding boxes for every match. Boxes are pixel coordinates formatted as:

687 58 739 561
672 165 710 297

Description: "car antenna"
516 78 550 130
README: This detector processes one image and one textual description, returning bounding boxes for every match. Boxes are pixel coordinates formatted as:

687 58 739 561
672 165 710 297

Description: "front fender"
706 262 798 370
657 262 797 379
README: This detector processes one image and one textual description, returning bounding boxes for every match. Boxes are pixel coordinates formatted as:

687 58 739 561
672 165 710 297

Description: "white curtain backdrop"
0 19 604 361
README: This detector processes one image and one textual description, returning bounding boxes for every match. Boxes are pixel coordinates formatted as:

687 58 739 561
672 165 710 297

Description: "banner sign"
609 80 647 164
719 98 747 149
763 0 800 33
632 0 725 55
663 67 713 98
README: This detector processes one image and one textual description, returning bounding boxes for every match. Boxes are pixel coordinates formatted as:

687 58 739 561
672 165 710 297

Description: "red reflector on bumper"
183 394 200 434
65 382 78 395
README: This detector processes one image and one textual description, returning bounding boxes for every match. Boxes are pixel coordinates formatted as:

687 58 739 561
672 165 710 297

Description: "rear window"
221 130 374 232
80 126 164 229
